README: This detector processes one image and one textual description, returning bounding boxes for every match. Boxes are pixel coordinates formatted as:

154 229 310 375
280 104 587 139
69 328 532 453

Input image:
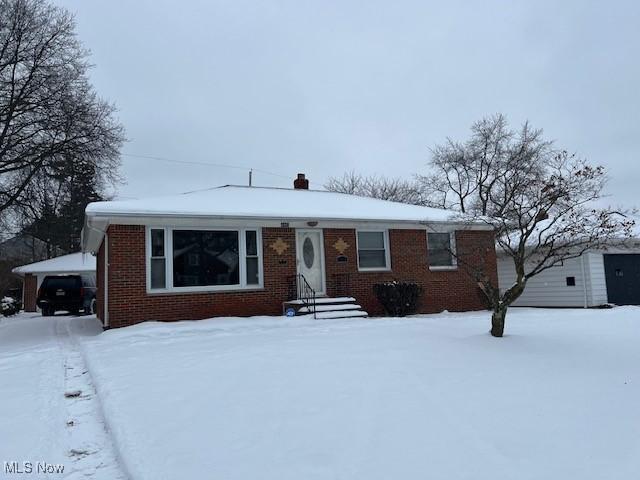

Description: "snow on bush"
1 296 19 316
373 280 422 316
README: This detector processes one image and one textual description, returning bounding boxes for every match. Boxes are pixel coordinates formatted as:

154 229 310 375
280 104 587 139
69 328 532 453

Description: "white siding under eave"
497 256 589 307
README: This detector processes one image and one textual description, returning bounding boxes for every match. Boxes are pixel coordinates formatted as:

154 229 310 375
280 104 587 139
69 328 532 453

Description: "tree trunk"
491 306 507 337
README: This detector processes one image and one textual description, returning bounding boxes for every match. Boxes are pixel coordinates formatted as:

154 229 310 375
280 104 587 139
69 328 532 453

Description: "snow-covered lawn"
73 307 640 480
1 309 638 479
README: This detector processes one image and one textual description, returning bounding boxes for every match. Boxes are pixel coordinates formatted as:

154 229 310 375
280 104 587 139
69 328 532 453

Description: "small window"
428 232 456 268
245 230 259 285
357 231 389 270
150 229 166 289
566 276 576 286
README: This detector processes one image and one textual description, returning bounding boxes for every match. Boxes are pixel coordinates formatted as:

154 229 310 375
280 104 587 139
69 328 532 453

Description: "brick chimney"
293 173 309 190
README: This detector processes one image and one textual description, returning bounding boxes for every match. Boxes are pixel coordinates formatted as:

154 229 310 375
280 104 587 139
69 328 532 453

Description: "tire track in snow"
54 317 127 480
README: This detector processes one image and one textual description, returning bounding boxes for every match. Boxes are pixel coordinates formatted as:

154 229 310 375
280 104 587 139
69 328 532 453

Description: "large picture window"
427 232 456 268
357 230 390 270
173 230 239 287
147 227 262 292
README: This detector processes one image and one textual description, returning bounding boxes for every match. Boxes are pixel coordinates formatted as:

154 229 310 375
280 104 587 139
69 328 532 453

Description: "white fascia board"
82 216 110 254
85 212 494 232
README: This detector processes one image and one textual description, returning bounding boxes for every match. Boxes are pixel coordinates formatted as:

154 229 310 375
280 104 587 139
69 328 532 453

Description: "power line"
121 153 291 180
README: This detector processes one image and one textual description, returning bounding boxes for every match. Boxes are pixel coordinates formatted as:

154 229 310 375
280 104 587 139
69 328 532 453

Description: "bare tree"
425 115 635 337
0 0 124 222
325 171 434 206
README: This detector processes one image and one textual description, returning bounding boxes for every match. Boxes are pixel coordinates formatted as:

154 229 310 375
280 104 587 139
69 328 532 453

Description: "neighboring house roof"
12 252 96 276
82 185 491 253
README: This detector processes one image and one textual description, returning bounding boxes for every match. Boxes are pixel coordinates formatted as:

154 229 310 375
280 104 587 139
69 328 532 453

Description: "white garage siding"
498 256 587 307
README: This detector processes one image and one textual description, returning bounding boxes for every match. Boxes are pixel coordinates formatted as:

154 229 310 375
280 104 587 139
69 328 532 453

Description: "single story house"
497 240 640 308
81 174 498 329
12 252 96 312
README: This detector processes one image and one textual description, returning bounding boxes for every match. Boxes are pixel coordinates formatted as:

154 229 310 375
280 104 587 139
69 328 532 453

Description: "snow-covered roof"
85 185 460 223
12 252 96 275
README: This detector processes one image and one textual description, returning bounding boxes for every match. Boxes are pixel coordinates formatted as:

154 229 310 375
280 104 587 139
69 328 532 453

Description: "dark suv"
37 275 97 316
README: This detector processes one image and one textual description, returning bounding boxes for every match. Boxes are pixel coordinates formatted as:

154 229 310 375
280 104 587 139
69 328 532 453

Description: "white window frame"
427 231 458 271
356 229 391 271
149 228 168 289
145 226 264 293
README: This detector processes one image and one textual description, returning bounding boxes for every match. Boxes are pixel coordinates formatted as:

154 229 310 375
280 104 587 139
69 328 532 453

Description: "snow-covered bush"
373 281 422 317
1 296 19 317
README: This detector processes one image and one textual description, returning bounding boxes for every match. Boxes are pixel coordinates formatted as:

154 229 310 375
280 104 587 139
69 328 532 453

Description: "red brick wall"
101 224 496 328
323 228 496 315
104 225 297 328
23 273 37 312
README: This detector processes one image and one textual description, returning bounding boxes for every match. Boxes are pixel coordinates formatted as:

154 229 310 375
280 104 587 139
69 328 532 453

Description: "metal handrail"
296 273 316 319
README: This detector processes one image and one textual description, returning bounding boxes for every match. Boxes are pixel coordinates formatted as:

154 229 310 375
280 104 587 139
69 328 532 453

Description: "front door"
296 230 325 296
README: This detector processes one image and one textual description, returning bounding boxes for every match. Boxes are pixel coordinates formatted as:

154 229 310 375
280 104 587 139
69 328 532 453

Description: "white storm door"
296 230 325 296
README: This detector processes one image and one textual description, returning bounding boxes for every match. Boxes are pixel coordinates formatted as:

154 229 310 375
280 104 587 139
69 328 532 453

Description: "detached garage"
12 253 96 312
497 241 640 308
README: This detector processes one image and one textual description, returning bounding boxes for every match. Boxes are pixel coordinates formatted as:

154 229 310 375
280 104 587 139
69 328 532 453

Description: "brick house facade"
96 224 496 328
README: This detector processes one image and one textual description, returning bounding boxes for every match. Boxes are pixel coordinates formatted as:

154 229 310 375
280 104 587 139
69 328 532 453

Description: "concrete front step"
284 296 368 320
298 303 363 313
315 310 369 320
286 296 356 305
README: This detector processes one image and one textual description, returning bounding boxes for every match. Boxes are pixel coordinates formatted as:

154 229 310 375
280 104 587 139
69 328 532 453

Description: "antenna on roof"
249 169 253 187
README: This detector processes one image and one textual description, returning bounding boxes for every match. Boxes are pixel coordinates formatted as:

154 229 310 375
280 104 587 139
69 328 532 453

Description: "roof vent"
294 173 309 190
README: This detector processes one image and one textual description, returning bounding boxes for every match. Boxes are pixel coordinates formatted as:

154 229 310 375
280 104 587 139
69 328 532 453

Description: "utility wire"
121 153 291 180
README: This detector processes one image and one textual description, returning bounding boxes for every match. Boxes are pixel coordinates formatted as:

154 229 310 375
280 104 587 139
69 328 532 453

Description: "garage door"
604 254 640 305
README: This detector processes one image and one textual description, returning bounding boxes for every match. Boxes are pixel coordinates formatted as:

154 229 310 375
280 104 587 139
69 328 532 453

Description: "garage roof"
12 252 96 275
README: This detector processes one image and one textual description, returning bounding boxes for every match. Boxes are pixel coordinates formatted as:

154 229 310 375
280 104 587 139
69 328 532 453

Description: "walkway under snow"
0 313 126 479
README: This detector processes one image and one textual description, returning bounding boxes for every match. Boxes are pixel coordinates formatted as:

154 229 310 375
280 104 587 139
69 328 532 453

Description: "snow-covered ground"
0 313 125 479
2 308 639 479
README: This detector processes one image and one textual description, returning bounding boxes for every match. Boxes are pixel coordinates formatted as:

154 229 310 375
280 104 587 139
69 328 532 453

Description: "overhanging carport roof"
11 252 96 276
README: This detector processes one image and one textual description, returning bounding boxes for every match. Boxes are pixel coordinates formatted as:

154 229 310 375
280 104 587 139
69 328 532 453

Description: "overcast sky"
58 0 639 207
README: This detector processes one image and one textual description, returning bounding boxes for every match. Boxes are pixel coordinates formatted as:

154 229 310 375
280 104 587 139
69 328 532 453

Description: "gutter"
84 211 495 229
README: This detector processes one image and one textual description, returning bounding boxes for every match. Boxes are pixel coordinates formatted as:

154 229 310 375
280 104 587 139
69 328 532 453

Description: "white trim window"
427 232 457 269
146 227 263 293
150 229 167 289
356 230 390 271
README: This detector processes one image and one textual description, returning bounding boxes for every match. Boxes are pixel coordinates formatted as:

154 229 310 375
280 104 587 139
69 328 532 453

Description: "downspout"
580 254 588 308
104 232 109 328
